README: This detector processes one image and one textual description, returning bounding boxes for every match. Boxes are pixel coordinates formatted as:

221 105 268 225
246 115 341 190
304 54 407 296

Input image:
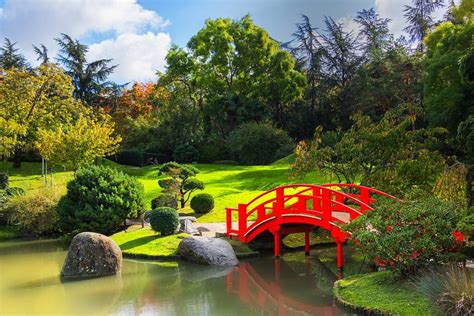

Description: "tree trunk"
12 147 22 168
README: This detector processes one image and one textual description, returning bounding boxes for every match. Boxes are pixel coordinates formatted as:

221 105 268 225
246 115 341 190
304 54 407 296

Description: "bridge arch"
226 183 397 272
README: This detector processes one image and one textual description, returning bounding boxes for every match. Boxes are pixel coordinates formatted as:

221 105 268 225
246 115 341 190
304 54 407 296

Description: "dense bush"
149 207 179 236
228 122 293 165
151 193 178 209
172 144 199 163
412 266 473 316
117 149 144 166
58 165 144 235
4 188 61 235
345 197 463 273
190 193 214 214
0 172 8 190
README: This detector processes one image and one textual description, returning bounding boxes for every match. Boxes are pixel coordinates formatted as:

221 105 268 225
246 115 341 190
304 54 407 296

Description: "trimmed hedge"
149 207 179 236
117 150 144 166
190 193 214 214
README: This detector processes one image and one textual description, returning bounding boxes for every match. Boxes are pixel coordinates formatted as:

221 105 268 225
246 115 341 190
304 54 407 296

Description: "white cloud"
0 0 171 83
375 0 450 39
88 32 171 83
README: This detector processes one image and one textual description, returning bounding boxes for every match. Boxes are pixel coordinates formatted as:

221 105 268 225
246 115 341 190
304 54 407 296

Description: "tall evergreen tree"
55 33 117 106
354 8 392 56
403 0 445 50
0 38 29 69
33 44 49 64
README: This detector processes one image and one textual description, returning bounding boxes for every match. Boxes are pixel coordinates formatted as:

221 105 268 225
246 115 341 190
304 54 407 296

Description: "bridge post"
238 204 247 242
304 231 310 256
270 227 281 258
337 241 344 275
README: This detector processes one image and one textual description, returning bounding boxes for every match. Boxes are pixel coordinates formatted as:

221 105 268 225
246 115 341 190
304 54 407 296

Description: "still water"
0 239 366 315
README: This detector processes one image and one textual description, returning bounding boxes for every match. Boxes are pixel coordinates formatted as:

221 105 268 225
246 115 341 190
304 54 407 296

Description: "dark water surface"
0 240 367 315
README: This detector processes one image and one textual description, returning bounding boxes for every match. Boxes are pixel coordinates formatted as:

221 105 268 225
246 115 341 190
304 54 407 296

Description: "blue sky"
0 0 448 83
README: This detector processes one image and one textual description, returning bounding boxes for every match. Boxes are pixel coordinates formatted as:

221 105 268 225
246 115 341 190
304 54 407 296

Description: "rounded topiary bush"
59 165 144 235
151 193 178 209
149 207 179 236
190 193 214 214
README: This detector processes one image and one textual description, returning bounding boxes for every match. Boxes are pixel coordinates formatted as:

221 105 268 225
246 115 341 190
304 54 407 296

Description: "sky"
0 0 449 84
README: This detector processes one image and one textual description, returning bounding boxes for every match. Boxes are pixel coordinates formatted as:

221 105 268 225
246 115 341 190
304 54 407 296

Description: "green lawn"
1 157 330 222
110 225 186 258
334 270 441 315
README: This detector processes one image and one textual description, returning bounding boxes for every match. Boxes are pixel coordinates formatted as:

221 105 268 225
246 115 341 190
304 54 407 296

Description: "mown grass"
334 270 442 315
1 158 330 223
110 225 186 257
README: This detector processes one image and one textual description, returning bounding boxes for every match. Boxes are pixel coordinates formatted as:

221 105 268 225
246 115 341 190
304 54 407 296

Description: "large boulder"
177 236 239 266
60 232 122 281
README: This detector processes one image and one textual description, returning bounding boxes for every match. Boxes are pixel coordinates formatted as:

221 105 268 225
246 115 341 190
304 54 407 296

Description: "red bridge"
226 183 398 272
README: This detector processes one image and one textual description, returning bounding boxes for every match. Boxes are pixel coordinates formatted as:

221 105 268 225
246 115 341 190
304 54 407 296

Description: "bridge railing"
226 184 388 242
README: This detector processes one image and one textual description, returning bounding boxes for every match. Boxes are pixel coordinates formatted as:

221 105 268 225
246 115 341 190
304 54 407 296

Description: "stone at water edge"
177 236 239 266
60 232 122 281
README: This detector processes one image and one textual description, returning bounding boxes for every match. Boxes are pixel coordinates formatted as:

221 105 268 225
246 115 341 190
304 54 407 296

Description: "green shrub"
190 193 214 214
213 160 239 165
458 212 474 241
149 207 179 236
173 144 199 163
228 122 293 165
59 165 144 235
117 150 144 166
151 193 178 209
0 172 8 190
345 197 463 273
4 188 62 235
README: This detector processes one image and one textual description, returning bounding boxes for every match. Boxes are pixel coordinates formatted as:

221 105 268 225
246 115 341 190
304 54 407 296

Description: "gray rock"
177 236 239 266
60 232 122 281
179 218 201 235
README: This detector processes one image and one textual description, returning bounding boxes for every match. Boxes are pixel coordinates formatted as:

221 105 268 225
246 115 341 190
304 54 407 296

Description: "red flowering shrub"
344 197 463 273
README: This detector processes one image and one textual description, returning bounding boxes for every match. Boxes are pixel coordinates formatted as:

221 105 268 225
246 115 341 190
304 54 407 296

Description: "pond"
0 239 368 315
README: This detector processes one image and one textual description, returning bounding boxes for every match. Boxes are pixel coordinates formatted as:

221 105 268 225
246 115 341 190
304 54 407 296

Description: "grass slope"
334 270 441 315
1 158 329 222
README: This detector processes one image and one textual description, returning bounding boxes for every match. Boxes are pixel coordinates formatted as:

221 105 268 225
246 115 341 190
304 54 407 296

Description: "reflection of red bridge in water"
226 183 398 272
227 260 341 315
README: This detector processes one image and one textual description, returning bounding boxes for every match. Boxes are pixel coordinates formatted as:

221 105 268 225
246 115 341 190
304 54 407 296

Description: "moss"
110 226 187 259
220 237 259 257
334 270 442 315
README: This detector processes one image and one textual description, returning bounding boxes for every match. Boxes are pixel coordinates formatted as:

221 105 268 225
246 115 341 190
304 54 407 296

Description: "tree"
33 44 49 64
424 6 473 207
55 33 117 106
0 64 81 167
158 162 204 208
0 38 29 69
291 106 446 195
35 109 121 172
354 8 392 56
349 46 423 120
160 16 306 131
404 0 445 50
318 17 364 129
